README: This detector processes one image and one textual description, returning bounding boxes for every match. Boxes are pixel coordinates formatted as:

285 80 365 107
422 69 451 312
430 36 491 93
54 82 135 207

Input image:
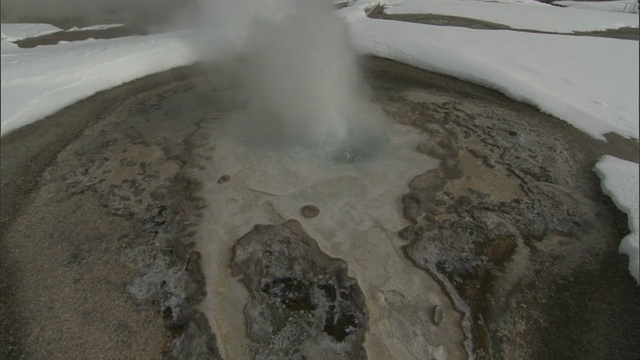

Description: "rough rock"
231 220 368 360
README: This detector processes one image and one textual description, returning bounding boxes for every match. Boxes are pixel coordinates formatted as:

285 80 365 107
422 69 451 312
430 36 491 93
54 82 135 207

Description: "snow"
1 23 62 42
594 156 640 283
1 39 20 52
382 0 639 32
555 0 639 14
66 24 126 32
3 7 638 139
1 33 199 136
339 4 639 140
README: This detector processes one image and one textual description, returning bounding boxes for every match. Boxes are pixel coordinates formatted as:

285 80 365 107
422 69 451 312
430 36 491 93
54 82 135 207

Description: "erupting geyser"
196 0 385 158
189 1 465 359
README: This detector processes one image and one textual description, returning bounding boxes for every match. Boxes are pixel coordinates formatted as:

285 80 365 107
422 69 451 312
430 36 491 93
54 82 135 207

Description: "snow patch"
382 0 639 33
338 7 639 140
594 156 640 284
1 23 62 42
1 33 199 136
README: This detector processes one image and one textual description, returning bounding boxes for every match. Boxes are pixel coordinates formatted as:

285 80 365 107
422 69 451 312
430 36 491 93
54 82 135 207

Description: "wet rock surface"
231 220 368 360
368 57 640 359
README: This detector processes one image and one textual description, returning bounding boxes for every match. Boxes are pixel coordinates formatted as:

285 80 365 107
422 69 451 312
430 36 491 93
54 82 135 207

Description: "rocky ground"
1 57 639 360
367 57 640 359
0 66 218 360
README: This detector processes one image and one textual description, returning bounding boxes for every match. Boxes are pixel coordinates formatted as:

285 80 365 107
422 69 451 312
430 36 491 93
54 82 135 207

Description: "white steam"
192 0 384 155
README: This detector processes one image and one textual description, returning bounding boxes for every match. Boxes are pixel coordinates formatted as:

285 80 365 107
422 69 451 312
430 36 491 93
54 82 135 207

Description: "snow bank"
594 156 640 284
339 8 639 140
1 23 62 42
382 0 639 32
1 33 199 136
